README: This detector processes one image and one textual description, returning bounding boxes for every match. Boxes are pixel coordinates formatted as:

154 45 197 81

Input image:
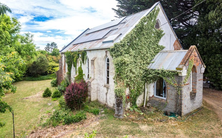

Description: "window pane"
156 78 163 97
107 58 109 62
107 71 109 77
107 64 109 70
107 78 109 84
163 80 166 98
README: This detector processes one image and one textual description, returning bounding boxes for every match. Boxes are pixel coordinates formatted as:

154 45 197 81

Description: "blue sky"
2 0 118 50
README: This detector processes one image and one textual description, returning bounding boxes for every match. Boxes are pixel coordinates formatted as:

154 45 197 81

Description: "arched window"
155 78 166 99
190 65 197 99
155 19 161 29
106 57 109 84
86 57 89 79
192 66 197 93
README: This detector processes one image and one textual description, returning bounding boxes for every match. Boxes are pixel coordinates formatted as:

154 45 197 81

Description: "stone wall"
66 50 116 108
181 64 203 116
147 75 183 114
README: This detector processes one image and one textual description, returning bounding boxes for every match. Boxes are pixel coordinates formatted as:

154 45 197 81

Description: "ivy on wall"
110 7 196 108
110 8 165 106
65 50 87 82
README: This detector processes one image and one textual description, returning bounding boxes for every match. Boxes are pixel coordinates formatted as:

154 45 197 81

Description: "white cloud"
31 32 73 50
1 0 118 50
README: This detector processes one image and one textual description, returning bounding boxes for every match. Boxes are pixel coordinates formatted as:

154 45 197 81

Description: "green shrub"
75 66 84 83
84 105 100 115
47 62 59 74
63 111 86 125
51 78 57 87
65 80 88 110
0 122 5 127
42 88 52 97
27 55 49 77
52 90 62 98
42 108 72 127
58 78 69 93
88 109 100 115
59 96 68 110
43 108 86 127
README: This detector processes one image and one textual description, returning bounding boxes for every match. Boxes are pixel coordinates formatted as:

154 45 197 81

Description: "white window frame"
86 57 89 79
154 79 167 100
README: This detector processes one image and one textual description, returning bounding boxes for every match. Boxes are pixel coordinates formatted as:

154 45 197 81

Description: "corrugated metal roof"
148 50 188 71
61 2 160 52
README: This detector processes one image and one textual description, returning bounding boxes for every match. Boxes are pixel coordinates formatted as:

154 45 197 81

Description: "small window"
155 78 166 99
106 57 109 84
192 66 197 93
155 19 161 29
91 58 95 79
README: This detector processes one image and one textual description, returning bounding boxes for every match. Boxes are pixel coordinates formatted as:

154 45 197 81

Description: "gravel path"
203 88 222 122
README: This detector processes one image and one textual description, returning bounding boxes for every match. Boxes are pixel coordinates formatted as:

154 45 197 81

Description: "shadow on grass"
23 74 56 81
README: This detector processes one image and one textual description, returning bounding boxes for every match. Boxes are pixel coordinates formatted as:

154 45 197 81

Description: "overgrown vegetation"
58 96 68 110
110 8 165 106
84 105 100 115
63 111 87 125
51 78 57 87
58 78 70 93
65 50 87 81
75 65 84 83
42 108 87 127
112 0 222 89
41 97 101 127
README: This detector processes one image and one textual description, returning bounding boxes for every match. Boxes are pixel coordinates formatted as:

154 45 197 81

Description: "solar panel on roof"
86 17 125 34
73 29 112 44
103 34 122 43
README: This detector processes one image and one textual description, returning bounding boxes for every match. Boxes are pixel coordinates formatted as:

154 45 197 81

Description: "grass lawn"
66 101 222 138
1 80 222 138
0 80 58 138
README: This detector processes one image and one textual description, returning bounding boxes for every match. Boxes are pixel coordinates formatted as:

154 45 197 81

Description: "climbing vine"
110 8 166 106
183 59 194 84
65 50 87 82
110 7 195 109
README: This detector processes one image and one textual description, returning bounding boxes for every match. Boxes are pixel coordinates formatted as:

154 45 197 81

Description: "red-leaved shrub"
65 80 88 110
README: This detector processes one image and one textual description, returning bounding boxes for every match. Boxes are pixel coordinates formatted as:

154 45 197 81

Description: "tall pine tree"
193 0 222 89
